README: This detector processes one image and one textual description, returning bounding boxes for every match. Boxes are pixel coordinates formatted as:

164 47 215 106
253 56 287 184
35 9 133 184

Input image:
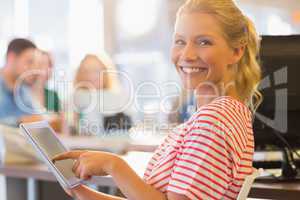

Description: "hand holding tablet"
20 121 83 189
20 121 120 190
52 150 115 179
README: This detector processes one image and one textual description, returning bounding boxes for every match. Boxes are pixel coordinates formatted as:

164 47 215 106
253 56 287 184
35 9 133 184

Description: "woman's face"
39 53 52 81
32 51 52 84
172 12 242 93
77 58 108 90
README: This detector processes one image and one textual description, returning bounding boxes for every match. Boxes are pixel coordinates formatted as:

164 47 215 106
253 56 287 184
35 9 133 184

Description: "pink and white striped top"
143 96 254 200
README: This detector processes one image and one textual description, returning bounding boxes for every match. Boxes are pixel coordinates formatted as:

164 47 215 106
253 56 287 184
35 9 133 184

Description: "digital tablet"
20 121 83 189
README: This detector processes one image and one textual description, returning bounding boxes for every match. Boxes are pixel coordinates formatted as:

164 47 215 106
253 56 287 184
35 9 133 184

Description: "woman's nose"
181 43 198 62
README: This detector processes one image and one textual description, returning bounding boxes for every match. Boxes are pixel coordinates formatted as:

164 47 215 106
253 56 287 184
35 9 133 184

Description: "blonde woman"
74 54 120 92
72 54 121 135
53 0 262 199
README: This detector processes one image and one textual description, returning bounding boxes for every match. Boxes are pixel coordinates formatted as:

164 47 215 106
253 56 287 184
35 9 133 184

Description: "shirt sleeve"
167 109 239 200
0 116 19 127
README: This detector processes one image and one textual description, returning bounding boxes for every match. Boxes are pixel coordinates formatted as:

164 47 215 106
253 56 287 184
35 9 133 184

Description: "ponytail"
235 16 262 113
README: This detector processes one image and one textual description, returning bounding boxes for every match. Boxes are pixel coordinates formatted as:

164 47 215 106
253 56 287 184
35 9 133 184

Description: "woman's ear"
230 45 245 65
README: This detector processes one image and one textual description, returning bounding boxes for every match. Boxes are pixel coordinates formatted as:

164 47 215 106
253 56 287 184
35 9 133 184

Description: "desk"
0 152 151 187
1 152 300 200
0 152 152 200
60 134 165 153
250 182 300 199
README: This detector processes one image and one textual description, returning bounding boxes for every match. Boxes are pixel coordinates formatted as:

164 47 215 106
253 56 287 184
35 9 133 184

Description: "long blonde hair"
74 53 120 93
177 0 262 113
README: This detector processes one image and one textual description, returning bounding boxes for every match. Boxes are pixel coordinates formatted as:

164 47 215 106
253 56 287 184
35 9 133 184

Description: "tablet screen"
28 127 75 180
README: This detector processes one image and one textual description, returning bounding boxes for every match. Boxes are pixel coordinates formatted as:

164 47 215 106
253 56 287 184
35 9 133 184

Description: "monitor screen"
253 35 300 149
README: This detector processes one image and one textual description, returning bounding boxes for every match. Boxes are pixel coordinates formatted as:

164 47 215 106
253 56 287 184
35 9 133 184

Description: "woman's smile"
179 66 208 75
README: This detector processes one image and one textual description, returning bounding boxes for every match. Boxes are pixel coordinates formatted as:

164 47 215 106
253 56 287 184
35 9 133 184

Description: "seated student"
30 50 63 132
0 38 40 126
73 54 130 136
31 50 61 113
53 0 262 199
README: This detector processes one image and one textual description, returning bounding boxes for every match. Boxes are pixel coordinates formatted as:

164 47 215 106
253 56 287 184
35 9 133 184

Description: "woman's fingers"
72 160 80 173
80 167 91 180
75 164 82 178
74 164 90 180
52 150 86 163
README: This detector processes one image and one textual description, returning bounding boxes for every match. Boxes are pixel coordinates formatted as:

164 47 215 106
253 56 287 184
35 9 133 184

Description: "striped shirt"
143 96 254 200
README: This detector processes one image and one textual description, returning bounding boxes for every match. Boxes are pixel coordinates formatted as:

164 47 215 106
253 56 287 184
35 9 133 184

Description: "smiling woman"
172 0 262 111
172 12 230 91
52 0 262 200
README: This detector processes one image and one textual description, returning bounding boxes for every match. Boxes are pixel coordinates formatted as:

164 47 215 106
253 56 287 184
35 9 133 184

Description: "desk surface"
61 134 165 153
59 135 297 160
1 151 300 190
0 152 152 187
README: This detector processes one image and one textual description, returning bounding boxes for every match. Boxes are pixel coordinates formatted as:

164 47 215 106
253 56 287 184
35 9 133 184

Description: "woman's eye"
197 39 212 46
174 39 185 45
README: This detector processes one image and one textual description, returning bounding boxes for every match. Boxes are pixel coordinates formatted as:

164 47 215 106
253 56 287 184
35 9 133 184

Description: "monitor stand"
256 148 300 182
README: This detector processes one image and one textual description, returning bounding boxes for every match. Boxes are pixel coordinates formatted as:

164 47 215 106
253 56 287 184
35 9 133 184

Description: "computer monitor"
253 35 300 149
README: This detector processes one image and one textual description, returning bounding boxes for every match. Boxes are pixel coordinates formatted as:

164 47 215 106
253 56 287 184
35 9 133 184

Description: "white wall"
0 0 14 67
0 176 6 200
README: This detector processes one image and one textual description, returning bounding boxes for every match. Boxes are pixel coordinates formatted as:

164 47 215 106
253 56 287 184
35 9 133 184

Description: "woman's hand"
53 151 171 200
52 150 120 180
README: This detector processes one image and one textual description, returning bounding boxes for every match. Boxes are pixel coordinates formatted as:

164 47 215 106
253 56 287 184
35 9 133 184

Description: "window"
116 0 160 39
0 0 105 125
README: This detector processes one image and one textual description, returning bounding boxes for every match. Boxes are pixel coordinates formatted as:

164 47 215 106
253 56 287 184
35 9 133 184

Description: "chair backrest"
237 168 263 200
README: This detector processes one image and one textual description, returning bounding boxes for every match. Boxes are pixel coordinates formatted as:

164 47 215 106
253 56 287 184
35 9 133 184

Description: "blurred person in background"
72 54 131 136
31 50 61 113
0 38 40 127
30 49 64 132
74 54 119 92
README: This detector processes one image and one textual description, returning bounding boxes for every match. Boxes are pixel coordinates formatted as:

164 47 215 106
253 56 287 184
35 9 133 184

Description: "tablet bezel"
20 121 82 189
